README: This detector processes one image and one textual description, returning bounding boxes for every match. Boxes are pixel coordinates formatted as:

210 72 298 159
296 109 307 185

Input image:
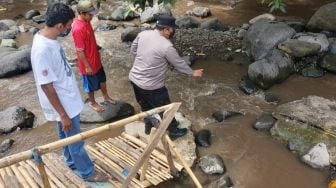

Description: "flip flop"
89 103 105 112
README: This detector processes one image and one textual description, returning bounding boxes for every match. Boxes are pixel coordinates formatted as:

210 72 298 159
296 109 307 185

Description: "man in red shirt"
72 0 116 112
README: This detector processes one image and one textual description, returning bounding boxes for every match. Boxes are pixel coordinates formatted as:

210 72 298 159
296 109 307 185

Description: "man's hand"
60 114 72 132
192 69 203 77
85 66 93 75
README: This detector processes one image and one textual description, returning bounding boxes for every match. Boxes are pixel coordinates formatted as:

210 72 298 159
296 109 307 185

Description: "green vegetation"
261 0 287 13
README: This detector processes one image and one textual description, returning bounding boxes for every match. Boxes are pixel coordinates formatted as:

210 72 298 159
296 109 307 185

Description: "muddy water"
0 0 335 187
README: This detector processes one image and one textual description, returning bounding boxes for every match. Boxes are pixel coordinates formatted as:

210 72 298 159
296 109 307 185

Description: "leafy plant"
261 0 287 13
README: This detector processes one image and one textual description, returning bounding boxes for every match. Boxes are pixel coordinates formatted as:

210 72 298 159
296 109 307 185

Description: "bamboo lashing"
165 135 203 188
0 103 178 169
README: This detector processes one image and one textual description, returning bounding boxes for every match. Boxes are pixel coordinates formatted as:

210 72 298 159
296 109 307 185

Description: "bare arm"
77 50 93 75
41 83 72 131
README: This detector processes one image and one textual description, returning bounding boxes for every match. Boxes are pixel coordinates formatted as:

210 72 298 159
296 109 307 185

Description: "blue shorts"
82 68 106 93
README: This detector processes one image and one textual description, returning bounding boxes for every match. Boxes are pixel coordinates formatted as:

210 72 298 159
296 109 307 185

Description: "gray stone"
329 38 336 54
238 76 259 95
302 143 330 168
0 139 14 153
111 6 126 21
0 47 31 77
97 14 112 21
121 27 141 42
80 98 134 123
3 29 18 39
0 106 35 134
249 13 275 24
0 19 16 28
278 39 321 57
285 21 305 33
192 7 211 18
301 65 324 78
0 22 9 31
140 4 172 23
248 49 294 89
195 129 211 147
24 10 40 20
294 32 329 52
200 18 228 31
96 23 117 32
29 27 39 34
307 2 336 32
205 174 234 188
0 39 16 48
32 14 45 24
199 154 225 175
176 16 200 29
253 113 276 131
271 96 336 163
237 29 247 39
246 20 296 60
124 112 197 167
212 110 243 122
319 54 336 73
241 23 249 30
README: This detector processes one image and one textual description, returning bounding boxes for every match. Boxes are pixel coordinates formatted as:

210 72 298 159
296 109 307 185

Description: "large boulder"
24 10 40 20
271 96 336 164
200 18 228 31
175 16 200 29
124 112 197 167
0 19 16 28
328 38 336 54
0 106 35 134
306 2 336 32
121 27 141 42
278 39 321 57
80 98 135 123
319 54 336 73
0 47 31 78
245 20 296 61
248 49 294 89
249 13 275 24
111 6 137 21
192 7 211 18
293 32 329 52
140 4 171 23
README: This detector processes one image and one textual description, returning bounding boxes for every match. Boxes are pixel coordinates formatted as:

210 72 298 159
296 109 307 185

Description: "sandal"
86 172 108 182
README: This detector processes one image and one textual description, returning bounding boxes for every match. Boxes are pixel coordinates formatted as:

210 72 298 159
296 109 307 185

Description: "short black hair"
156 25 169 31
45 3 75 27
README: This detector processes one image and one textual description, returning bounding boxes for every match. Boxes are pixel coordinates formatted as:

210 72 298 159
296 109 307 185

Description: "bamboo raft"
0 103 202 188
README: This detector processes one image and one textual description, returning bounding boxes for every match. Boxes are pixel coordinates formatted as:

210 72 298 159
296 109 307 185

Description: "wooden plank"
10 164 30 188
17 165 39 188
0 171 5 188
20 161 43 187
122 103 181 187
4 174 21 188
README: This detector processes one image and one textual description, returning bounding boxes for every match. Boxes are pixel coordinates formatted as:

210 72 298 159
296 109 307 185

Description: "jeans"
131 82 179 130
56 114 94 179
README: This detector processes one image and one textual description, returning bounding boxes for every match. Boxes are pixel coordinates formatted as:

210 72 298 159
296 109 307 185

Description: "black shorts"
82 68 106 93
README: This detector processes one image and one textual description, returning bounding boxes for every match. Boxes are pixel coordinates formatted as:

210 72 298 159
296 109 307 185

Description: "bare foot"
104 97 117 104
89 103 104 112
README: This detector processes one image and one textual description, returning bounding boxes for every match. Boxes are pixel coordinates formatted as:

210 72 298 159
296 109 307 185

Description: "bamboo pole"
161 136 178 176
20 161 43 187
17 165 39 188
165 135 202 188
141 128 156 181
0 104 177 169
122 103 181 187
4 174 21 188
0 172 4 188
10 165 30 188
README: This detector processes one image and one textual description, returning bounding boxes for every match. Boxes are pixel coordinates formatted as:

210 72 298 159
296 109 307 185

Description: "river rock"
329 38 336 54
0 47 31 77
97 14 112 20
140 4 172 23
0 106 35 134
195 129 211 147
192 7 211 18
301 143 330 168
212 110 243 122
293 32 329 52
24 10 40 20
96 23 117 32
29 27 39 34
301 65 324 78
199 154 225 175
205 174 234 188
253 113 276 131
176 16 200 29
0 39 16 48
237 29 247 39
278 39 321 57
264 93 280 104
319 54 336 73
111 6 137 21
124 112 197 167
3 29 18 39
271 96 336 164
32 14 45 24
238 75 259 95
248 49 294 89
285 21 305 33
249 13 275 24
200 18 228 31
182 55 196 66
80 98 135 123
0 19 16 28
0 22 9 31
0 139 14 153
245 20 296 60
306 2 336 32
121 27 141 42
241 23 249 30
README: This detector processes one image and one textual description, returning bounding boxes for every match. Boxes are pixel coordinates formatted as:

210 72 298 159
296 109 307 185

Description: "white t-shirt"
31 33 83 121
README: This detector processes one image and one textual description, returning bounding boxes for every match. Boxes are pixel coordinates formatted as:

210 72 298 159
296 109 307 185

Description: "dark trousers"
131 82 179 131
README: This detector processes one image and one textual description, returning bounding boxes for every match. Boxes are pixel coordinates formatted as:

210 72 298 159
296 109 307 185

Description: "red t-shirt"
72 19 102 74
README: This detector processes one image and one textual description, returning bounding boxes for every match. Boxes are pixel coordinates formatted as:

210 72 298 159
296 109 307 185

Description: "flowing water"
0 0 335 187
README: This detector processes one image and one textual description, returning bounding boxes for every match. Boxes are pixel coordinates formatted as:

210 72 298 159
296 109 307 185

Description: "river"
0 0 335 187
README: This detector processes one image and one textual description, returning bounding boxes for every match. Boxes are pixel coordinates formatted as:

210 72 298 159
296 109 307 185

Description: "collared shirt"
72 18 102 74
129 29 193 90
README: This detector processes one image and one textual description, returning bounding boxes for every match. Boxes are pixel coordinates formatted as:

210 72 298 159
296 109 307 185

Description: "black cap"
156 15 177 28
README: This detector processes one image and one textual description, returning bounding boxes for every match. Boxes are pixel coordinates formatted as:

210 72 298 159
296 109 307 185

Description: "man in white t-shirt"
31 3 107 182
